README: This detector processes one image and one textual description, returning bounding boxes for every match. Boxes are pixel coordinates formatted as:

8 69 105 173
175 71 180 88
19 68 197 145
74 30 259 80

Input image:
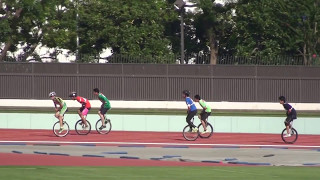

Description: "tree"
277 0 320 65
0 0 76 62
0 1 23 61
233 0 320 65
188 0 235 64
76 0 177 63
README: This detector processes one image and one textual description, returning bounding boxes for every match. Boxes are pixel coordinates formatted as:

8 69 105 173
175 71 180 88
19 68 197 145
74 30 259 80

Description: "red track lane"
0 129 320 146
0 153 238 166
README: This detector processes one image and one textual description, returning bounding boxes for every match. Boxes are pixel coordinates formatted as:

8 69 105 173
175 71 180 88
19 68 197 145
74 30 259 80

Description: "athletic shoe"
58 127 64 133
283 134 291 138
192 127 198 132
201 130 208 134
187 128 192 133
99 125 106 130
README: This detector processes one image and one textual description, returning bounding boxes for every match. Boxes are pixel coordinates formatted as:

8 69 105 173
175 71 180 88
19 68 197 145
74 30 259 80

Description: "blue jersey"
185 97 197 111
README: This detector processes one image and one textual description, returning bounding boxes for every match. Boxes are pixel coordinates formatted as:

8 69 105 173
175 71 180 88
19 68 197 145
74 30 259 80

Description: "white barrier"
0 99 319 111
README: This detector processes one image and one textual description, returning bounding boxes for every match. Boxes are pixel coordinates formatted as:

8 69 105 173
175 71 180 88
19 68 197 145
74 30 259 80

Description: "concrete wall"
0 113 319 135
1 99 320 111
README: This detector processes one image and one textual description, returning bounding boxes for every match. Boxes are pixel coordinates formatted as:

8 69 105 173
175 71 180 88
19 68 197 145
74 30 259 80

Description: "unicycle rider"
69 92 91 128
93 88 111 130
194 94 211 134
49 92 68 133
279 96 297 138
182 90 198 132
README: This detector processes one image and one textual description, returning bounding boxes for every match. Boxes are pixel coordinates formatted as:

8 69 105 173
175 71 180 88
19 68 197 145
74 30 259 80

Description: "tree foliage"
233 0 320 65
76 0 176 62
0 0 319 65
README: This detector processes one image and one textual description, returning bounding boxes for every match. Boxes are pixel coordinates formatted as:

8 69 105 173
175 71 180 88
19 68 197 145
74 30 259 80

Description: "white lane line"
0 140 320 148
0 167 38 170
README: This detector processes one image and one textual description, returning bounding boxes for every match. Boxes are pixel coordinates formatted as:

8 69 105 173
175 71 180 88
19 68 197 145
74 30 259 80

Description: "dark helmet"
182 90 190 96
194 94 201 100
69 92 77 98
278 96 286 102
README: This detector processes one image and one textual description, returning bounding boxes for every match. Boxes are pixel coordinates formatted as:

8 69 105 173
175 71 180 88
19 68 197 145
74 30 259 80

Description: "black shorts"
200 111 211 121
100 107 110 115
80 106 91 112
285 109 297 125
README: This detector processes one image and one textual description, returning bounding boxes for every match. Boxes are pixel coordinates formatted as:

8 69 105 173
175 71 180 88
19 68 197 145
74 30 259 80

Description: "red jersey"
76 96 91 108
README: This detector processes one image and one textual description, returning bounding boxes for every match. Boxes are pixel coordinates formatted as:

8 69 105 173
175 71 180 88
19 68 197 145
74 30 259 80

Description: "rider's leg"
186 113 196 129
98 110 105 126
284 117 292 135
55 111 63 128
200 112 210 131
286 125 290 134
201 120 207 131
79 108 88 126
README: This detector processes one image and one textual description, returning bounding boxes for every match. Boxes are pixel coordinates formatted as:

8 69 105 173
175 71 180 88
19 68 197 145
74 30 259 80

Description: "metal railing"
2 54 319 65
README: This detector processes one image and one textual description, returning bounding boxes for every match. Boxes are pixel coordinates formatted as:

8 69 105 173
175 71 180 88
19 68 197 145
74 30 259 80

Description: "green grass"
1 107 320 117
0 166 319 180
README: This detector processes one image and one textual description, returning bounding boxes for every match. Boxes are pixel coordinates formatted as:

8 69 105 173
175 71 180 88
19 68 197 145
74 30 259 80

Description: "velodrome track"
1 129 320 166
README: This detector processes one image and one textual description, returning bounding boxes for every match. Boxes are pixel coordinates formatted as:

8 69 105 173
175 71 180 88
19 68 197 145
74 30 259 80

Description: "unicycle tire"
75 120 91 135
53 121 70 137
182 125 199 141
198 122 214 138
95 119 112 134
281 128 298 144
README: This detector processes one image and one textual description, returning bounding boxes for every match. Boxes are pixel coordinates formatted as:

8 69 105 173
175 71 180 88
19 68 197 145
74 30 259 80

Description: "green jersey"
199 99 211 113
98 93 111 109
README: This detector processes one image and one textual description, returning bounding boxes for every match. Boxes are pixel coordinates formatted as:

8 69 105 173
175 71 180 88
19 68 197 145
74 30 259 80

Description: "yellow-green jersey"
199 99 211 113
52 97 66 108
52 97 68 115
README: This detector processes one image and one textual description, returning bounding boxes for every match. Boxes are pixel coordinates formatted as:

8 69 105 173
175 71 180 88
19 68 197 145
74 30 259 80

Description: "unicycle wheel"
198 122 214 138
75 120 91 135
182 125 199 141
281 128 298 144
53 121 70 137
95 119 112 134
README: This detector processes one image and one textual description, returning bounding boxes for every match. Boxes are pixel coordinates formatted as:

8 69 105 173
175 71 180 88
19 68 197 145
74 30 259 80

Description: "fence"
3 54 320 65
0 63 320 102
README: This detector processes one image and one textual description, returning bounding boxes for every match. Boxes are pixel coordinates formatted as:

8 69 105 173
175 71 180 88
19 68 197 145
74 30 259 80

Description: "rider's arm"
199 100 207 110
186 98 192 112
284 104 292 114
55 98 64 111
57 101 63 111
78 97 87 106
99 94 106 107
53 101 59 111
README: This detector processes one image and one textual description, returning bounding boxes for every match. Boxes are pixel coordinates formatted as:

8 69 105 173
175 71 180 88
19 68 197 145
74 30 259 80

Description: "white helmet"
49 91 56 97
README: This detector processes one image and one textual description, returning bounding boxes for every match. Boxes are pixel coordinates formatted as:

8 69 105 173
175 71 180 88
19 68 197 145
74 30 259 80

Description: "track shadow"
173 138 188 141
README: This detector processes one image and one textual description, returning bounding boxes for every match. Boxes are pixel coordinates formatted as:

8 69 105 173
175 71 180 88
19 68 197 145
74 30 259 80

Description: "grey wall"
1 63 319 102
